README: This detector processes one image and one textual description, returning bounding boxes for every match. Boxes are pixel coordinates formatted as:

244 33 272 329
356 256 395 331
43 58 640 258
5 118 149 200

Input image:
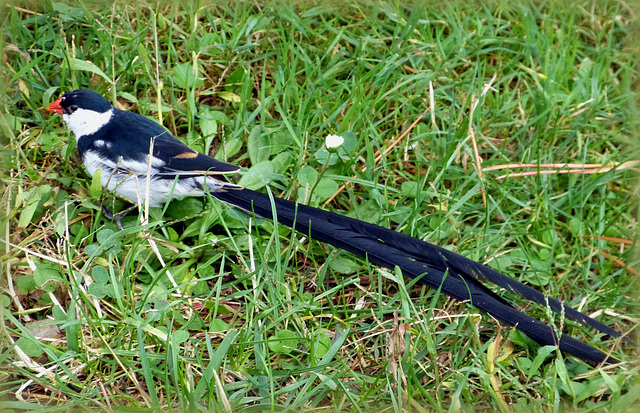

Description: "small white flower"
325 134 344 149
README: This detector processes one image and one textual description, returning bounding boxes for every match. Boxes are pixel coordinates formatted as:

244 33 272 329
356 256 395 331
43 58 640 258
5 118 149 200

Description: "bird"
47 89 626 366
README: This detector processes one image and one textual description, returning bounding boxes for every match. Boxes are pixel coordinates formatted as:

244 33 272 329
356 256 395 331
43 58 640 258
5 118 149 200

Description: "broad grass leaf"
247 125 270 165
68 57 113 84
314 178 338 202
90 168 103 198
173 62 204 89
268 330 299 354
297 165 317 187
239 160 275 190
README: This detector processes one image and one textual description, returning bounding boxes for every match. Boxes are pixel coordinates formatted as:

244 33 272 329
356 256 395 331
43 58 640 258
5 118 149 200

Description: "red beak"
47 97 65 115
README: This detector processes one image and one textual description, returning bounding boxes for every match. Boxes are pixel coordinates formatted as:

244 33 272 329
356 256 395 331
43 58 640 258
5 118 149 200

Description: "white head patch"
63 108 114 140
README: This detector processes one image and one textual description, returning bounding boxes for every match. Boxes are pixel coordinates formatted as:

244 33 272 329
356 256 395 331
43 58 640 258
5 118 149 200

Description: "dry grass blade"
584 241 640 277
485 160 640 180
467 74 497 209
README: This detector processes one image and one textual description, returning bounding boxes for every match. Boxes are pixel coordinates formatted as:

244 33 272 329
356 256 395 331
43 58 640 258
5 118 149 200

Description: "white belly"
82 151 226 206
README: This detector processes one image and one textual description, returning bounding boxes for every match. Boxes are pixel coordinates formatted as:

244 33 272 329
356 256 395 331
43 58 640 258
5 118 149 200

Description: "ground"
0 1 638 411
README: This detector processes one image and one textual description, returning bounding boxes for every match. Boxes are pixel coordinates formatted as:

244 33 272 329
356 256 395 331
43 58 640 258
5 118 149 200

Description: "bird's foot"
98 203 136 230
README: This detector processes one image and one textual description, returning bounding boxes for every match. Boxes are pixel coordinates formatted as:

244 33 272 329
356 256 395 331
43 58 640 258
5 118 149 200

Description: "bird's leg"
98 202 137 230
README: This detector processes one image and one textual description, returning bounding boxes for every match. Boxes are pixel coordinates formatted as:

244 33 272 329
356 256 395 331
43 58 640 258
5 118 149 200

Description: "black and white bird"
48 89 625 366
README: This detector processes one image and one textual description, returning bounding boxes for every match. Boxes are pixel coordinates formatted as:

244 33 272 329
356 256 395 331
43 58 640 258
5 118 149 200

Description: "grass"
1 0 639 411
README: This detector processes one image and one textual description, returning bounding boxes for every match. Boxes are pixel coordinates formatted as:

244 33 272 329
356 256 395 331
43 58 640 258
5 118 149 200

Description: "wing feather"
94 109 240 176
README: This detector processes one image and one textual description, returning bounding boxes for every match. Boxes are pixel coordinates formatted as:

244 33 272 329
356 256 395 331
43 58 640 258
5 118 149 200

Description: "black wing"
105 109 240 175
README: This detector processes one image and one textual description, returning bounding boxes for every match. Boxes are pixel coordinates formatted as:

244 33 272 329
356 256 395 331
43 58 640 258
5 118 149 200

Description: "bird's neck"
64 108 114 140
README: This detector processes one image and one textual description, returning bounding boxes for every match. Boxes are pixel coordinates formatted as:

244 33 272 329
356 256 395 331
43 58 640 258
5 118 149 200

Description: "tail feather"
211 188 620 365
351 215 626 341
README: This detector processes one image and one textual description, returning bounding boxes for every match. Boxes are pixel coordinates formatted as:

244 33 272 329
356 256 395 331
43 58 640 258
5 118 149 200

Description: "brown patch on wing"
216 185 244 192
164 167 240 175
189 170 232 175
174 151 199 159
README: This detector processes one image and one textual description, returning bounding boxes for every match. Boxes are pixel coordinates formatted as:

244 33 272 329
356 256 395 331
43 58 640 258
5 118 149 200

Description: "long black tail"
211 187 622 365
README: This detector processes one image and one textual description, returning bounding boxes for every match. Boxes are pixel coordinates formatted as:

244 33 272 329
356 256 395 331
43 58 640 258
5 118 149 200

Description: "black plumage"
48 89 626 366
212 187 622 365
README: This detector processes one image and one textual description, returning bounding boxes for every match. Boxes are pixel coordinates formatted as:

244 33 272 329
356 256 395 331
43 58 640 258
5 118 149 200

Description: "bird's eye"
68 104 79 113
